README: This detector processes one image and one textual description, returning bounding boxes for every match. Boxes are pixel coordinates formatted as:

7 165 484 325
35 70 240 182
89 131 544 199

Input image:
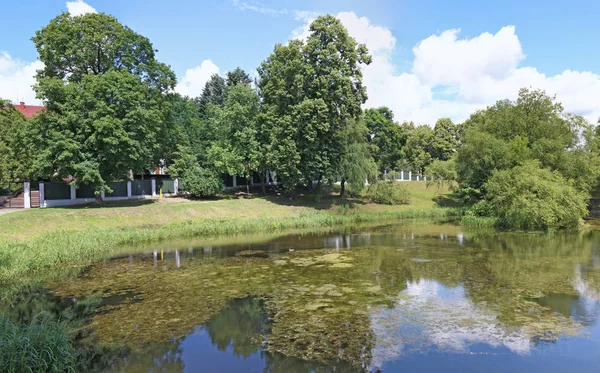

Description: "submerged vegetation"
32 227 599 370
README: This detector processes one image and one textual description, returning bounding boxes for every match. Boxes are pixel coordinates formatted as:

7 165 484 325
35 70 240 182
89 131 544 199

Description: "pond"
3 224 600 372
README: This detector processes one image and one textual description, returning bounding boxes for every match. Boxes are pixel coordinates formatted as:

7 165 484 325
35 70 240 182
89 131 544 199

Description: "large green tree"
196 74 227 118
403 124 434 174
258 15 372 192
0 100 35 186
431 118 458 161
364 107 405 172
226 67 252 87
31 12 176 197
338 117 378 197
208 84 263 194
456 88 598 197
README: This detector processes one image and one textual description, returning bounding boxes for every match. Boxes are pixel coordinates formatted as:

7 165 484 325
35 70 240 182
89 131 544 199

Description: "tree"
338 118 378 197
156 94 202 170
196 74 227 118
31 12 176 199
208 84 262 194
226 67 252 87
456 88 597 199
431 118 458 161
0 100 35 186
258 15 372 193
484 161 588 230
426 157 458 193
364 107 405 172
403 125 434 174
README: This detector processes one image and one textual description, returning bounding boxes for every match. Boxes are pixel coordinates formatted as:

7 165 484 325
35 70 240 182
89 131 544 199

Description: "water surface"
4 224 600 372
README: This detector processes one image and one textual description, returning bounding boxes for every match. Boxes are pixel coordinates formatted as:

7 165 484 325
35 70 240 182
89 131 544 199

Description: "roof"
14 102 45 118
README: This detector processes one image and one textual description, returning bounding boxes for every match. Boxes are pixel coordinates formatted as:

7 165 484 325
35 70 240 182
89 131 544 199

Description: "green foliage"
226 68 252 87
484 161 588 230
258 15 372 192
181 167 223 198
426 157 458 192
31 12 175 195
197 74 227 118
455 129 512 193
208 84 262 193
0 315 75 373
431 118 458 161
338 118 378 196
364 107 406 171
367 181 410 205
158 94 202 169
0 100 35 185
403 124 434 173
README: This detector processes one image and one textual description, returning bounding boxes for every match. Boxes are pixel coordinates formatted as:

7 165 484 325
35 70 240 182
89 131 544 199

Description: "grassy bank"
0 182 459 287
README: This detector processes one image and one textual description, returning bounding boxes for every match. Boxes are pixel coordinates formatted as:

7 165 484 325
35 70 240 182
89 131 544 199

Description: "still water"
5 224 600 372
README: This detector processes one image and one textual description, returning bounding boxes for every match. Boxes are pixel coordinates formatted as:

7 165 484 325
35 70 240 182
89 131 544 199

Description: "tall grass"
0 316 75 373
0 207 459 287
460 215 499 228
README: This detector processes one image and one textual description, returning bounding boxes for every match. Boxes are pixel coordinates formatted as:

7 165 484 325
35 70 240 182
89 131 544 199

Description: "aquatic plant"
0 316 75 373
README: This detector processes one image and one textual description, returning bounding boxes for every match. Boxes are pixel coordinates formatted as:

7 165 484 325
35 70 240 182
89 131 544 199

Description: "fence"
384 170 428 181
17 179 181 208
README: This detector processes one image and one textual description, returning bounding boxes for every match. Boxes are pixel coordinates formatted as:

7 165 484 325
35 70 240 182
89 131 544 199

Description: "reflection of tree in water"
262 351 367 373
110 339 185 373
207 297 270 358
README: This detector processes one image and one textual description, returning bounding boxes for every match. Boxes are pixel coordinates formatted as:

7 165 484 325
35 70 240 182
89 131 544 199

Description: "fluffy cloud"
175 60 220 98
292 12 600 124
66 0 97 16
412 26 525 87
0 52 43 105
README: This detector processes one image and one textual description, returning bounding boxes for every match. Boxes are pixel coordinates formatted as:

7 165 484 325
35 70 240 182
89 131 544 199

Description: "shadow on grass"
433 194 463 208
214 185 368 211
51 198 158 210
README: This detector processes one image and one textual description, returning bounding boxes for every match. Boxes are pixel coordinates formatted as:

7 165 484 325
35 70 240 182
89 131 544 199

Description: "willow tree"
258 15 372 193
31 12 176 199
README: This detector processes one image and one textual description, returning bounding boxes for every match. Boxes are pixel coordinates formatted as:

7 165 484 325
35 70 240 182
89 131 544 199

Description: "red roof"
14 102 45 118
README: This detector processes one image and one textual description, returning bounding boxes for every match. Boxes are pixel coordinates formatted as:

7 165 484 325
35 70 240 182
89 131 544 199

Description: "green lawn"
0 182 452 242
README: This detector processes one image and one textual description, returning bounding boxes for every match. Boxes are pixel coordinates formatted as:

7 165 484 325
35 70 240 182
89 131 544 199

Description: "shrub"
484 161 589 230
367 181 410 205
0 316 75 373
181 167 223 198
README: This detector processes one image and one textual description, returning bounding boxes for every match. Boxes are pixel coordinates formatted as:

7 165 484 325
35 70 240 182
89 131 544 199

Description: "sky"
1 0 599 124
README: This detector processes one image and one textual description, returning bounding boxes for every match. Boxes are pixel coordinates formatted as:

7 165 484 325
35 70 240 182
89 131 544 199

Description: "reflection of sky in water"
371 271 600 372
371 279 533 369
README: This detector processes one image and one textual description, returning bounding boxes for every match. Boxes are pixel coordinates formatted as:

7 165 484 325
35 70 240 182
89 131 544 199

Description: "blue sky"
1 0 599 123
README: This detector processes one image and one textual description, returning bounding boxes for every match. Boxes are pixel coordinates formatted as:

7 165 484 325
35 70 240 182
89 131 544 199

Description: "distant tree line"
1 11 600 229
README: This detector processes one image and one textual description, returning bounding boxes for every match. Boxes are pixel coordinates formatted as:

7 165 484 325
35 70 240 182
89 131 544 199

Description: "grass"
0 316 75 373
0 182 460 288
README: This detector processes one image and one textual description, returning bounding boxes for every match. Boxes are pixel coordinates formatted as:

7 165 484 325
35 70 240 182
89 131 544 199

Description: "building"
13 101 45 118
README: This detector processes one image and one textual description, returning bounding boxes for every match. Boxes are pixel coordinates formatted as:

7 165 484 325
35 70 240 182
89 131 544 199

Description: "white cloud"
413 27 524 87
232 0 288 16
0 51 43 105
175 60 220 98
291 12 600 124
66 0 97 16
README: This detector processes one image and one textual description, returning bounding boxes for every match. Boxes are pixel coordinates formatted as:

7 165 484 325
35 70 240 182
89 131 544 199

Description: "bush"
367 181 410 205
181 167 223 198
0 316 75 373
484 161 589 230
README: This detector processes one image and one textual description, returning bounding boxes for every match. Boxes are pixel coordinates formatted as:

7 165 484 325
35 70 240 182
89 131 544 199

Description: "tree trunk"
261 173 266 194
95 193 103 204
340 179 346 198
